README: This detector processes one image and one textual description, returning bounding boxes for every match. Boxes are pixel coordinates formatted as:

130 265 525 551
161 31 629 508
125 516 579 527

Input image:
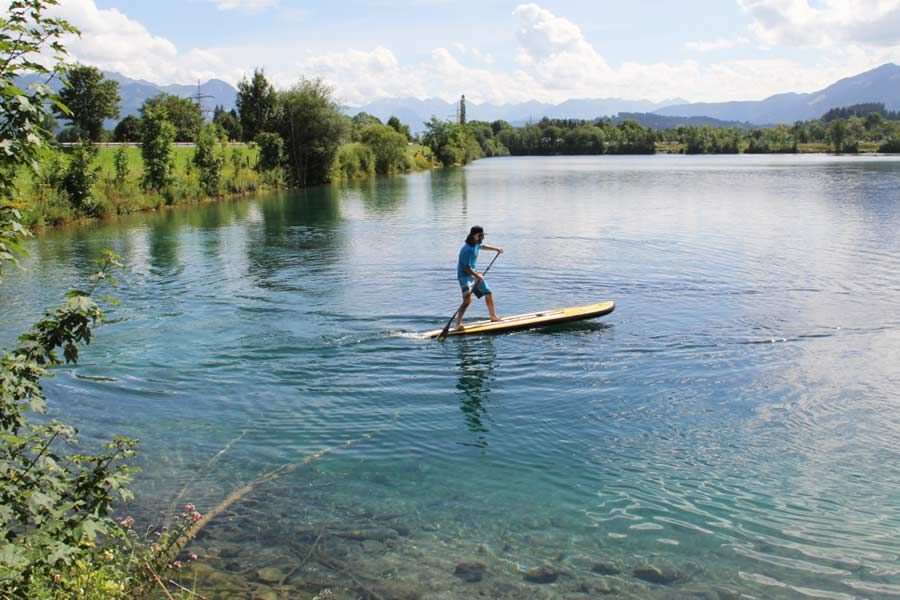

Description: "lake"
3 154 900 599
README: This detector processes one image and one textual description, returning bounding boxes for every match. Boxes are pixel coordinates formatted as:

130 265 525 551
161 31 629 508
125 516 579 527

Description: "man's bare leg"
455 294 472 328
485 293 501 322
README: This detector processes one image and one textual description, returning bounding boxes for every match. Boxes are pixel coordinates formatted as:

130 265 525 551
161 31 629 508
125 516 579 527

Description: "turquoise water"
3 155 900 598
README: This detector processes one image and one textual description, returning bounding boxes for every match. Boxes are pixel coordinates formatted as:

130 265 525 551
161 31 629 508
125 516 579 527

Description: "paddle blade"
437 322 452 342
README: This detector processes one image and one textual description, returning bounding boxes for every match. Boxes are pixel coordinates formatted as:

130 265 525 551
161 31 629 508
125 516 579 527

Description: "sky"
41 0 900 106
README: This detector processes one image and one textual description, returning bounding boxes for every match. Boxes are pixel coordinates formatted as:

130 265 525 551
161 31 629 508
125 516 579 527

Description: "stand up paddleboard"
425 301 614 338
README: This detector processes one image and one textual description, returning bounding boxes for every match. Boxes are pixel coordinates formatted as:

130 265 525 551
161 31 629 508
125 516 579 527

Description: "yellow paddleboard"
425 301 615 338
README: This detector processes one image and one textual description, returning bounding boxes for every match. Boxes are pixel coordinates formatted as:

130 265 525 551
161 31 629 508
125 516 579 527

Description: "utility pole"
191 80 214 121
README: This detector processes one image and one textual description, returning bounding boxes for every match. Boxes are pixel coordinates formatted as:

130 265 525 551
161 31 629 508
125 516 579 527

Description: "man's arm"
464 265 484 281
482 244 504 254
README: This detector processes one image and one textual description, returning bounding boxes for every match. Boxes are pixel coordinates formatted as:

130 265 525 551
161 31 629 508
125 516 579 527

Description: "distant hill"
654 63 900 124
17 62 900 132
16 71 237 128
612 112 752 130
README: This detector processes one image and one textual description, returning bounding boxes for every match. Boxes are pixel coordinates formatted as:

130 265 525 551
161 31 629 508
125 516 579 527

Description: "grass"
17 141 437 229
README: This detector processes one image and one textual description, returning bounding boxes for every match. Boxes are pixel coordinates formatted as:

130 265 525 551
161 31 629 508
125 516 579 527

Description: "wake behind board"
425 301 615 338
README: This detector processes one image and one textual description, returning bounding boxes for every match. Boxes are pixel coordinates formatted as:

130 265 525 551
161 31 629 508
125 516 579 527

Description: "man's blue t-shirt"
457 242 481 284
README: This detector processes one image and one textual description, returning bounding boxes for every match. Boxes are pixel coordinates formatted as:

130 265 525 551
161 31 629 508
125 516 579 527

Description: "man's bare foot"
490 315 502 322
454 323 465 330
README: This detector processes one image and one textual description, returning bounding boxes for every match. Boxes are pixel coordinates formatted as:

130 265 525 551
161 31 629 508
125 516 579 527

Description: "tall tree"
140 93 202 142
213 105 242 141
275 78 348 186
387 115 411 141
140 106 176 191
360 124 408 173
54 64 120 141
236 68 277 142
351 112 382 141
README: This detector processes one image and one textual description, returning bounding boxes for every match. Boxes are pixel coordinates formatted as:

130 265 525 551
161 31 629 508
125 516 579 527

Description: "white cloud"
512 3 611 88
49 0 244 84
37 0 900 107
211 0 279 13
739 0 900 47
686 37 750 52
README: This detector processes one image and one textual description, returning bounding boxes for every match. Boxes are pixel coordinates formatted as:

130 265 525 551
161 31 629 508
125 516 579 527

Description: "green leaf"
0 543 29 570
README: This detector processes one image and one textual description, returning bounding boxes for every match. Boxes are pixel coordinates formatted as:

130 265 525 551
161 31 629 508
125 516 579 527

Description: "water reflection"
351 176 407 214
244 188 346 292
428 167 468 211
148 212 181 274
455 337 496 448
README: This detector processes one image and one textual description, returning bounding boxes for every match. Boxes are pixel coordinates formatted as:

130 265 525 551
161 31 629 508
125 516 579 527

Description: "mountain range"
655 63 900 124
19 63 900 132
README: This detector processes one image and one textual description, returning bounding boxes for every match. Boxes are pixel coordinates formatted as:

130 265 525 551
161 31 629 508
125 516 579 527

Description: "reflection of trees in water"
147 211 180 272
244 188 346 292
351 175 407 215
428 167 468 216
456 337 497 448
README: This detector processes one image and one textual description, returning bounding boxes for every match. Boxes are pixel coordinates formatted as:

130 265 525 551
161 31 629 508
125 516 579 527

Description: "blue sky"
48 0 900 105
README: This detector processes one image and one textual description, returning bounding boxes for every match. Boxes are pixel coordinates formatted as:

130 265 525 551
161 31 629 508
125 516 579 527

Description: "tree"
827 119 848 153
140 106 176 191
387 115 411 141
194 123 226 196
351 112 382 141
55 64 120 141
275 78 349 186
236 68 277 142
213 105 243 141
1 5 75 207
459 94 466 124
254 131 284 172
62 140 101 214
113 114 141 142
360 124 408 173
140 93 202 142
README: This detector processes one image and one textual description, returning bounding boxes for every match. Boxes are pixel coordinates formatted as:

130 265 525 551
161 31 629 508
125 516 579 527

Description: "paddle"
437 251 501 342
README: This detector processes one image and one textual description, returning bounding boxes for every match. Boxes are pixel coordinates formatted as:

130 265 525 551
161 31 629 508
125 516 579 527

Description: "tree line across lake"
26 62 900 227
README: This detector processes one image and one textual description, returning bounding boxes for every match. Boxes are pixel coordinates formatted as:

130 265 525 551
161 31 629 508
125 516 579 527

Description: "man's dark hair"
465 225 484 245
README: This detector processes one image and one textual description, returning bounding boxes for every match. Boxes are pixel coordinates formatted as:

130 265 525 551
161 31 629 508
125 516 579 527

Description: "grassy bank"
17 142 436 229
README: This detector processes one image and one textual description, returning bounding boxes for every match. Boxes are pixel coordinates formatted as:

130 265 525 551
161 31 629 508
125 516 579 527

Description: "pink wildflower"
189 553 198 561
172 560 182 569
191 511 203 522
119 516 134 528
184 503 195 512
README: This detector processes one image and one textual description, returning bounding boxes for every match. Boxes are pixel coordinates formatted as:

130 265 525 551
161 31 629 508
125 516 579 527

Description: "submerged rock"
524 565 561 584
256 566 284 584
632 563 684 585
254 584 279 600
454 560 487 582
590 559 622 575
576 578 616 595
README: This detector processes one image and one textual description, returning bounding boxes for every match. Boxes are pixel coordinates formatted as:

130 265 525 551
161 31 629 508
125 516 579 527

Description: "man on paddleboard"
456 225 503 329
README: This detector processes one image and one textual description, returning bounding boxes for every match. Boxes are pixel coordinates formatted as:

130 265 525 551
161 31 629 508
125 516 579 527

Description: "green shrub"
331 143 375 180
254 132 283 172
61 141 101 215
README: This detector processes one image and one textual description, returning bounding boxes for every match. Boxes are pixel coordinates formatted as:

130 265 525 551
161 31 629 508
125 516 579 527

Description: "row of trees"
658 108 900 154
52 66 427 191
421 105 900 160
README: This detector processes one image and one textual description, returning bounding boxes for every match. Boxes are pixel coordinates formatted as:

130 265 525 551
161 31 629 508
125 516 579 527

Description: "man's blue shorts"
460 278 491 298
